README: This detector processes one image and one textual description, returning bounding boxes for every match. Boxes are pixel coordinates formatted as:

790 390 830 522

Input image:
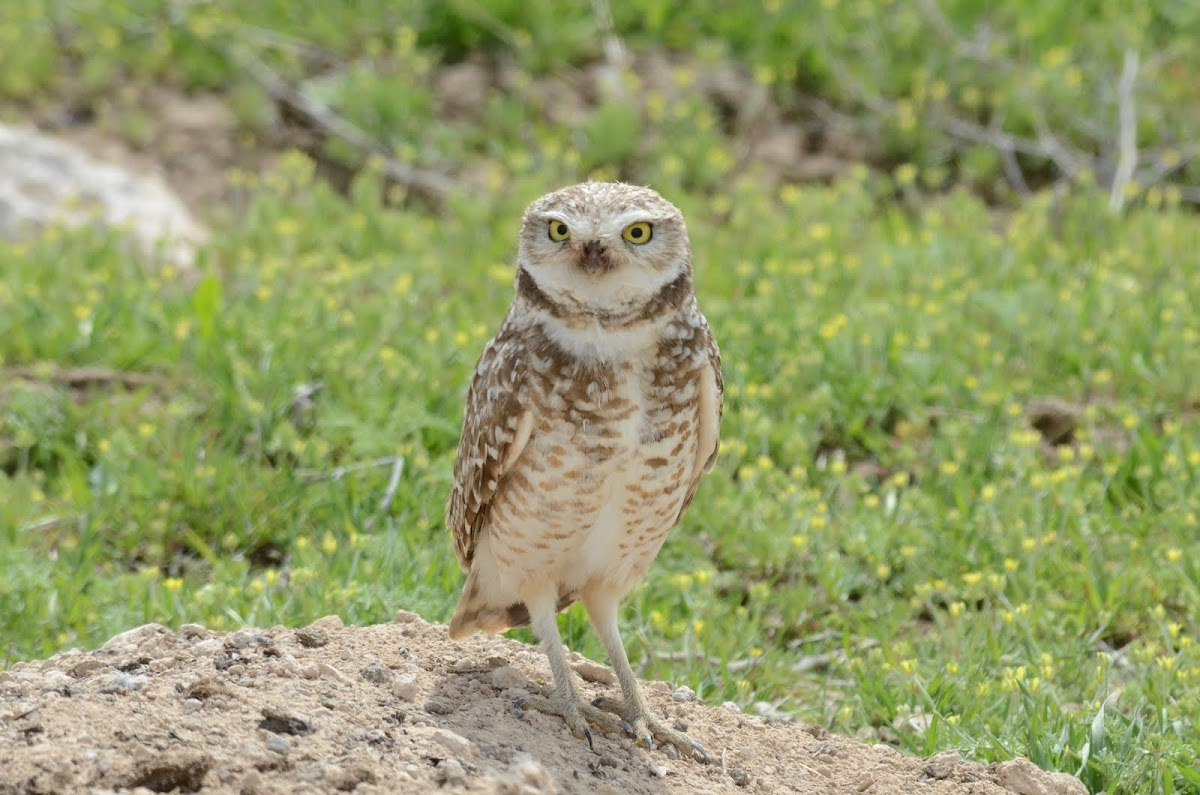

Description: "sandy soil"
0 612 1088 795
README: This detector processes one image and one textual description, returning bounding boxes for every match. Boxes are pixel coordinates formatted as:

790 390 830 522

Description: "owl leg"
583 588 710 764
518 589 627 749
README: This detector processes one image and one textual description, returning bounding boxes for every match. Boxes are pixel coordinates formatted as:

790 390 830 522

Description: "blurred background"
2 2 1199 791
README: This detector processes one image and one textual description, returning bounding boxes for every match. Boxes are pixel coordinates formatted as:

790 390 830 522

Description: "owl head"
515 182 692 322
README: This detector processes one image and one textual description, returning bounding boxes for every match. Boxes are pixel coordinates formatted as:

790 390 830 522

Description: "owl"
445 182 722 762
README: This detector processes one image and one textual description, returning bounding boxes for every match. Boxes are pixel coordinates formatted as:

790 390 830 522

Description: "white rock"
490 666 527 690
0 125 206 267
391 673 419 701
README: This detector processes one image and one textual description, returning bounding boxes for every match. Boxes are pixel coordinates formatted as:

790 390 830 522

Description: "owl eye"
548 220 571 242
622 222 653 244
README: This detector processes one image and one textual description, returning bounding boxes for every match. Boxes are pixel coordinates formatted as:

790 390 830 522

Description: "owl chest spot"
538 374 667 476
521 371 692 560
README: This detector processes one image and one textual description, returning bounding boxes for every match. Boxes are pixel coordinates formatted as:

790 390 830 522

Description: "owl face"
516 182 691 320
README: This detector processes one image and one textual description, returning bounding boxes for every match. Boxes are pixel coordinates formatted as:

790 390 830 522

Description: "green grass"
3 3 1200 794
2 1 1198 194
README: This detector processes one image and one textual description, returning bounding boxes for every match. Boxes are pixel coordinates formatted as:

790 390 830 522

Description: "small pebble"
240 771 264 794
650 764 669 778
179 623 209 640
275 655 302 677
672 685 696 703
296 615 342 648
70 659 108 678
425 726 475 758
295 627 329 648
191 639 222 657
361 662 391 685
391 673 419 701
265 733 290 756
98 673 148 694
223 630 253 650
435 758 467 786
393 609 421 624
490 666 526 690
425 698 456 715
38 671 73 691
259 706 314 736
317 662 348 682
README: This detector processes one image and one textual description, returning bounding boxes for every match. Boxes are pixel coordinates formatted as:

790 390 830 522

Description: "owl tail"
448 570 519 639
447 570 579 639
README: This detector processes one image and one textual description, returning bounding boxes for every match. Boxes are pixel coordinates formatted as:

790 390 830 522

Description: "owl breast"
479 352 701 601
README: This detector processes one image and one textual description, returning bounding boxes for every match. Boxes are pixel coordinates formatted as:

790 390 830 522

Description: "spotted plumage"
445 182 722 761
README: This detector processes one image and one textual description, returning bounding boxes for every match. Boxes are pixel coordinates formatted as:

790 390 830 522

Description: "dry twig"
1109 49 1140 212
225 44 453 205
2 366 163 391
297 456 404 483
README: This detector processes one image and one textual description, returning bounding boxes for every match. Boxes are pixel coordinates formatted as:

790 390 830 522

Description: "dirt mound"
0 614 1085 794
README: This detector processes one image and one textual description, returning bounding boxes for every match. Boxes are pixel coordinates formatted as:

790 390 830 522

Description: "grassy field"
3 2 1200 793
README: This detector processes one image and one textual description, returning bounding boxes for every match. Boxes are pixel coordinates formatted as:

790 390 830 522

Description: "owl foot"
517 694 631 750
592 696 710 764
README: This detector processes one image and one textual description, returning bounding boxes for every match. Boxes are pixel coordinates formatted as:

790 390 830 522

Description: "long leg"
582 586 709 763
517 587 626 748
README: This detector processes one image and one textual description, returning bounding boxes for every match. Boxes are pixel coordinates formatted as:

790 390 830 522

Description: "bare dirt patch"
1 614 1084 794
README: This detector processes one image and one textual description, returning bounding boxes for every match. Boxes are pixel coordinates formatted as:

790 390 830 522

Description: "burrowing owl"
446 182 722 762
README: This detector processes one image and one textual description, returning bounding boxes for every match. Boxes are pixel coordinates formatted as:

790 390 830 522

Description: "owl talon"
520 693 629 751
591 696 709 763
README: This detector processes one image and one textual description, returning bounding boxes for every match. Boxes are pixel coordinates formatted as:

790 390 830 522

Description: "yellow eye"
622 222 653 244
548 220 571 241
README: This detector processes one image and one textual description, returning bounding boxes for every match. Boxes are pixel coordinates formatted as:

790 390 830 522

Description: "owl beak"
578 240 612 274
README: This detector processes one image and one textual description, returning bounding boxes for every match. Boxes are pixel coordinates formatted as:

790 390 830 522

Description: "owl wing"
445 321 535 570
676 320 724 522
